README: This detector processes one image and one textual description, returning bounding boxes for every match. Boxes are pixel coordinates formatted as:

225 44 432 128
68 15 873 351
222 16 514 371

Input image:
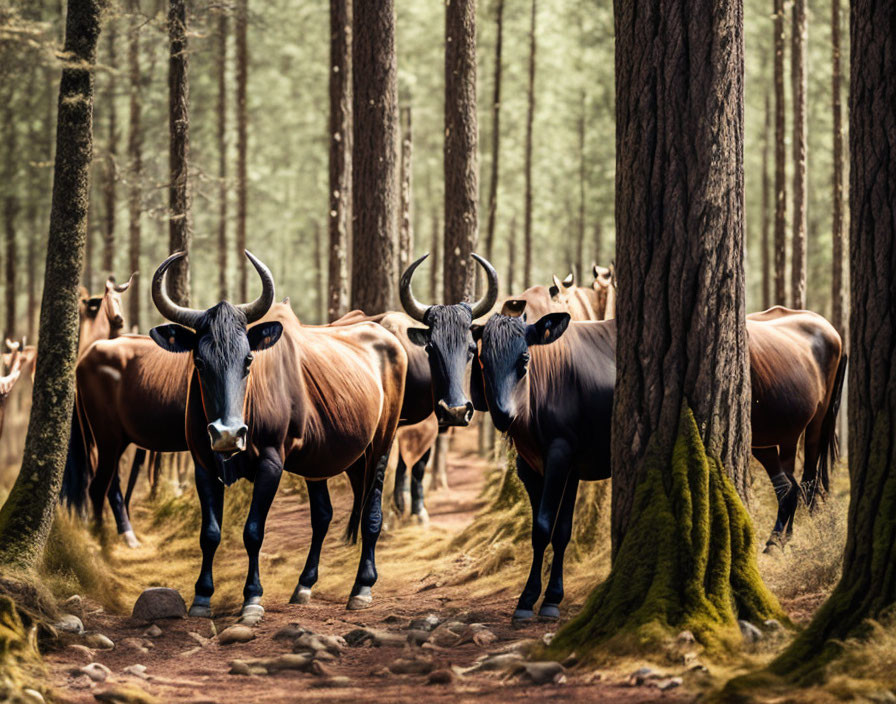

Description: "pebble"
122 664 148 679
293 632 345 656
426 669 456 685
85 633 115 650
132 588 187 622
218 625 256 645
406 629 431 647
67 644 96 662
657 677 683 691
342 627 405 648
629 667 662 685
408 614 442 632
521 661 565 685
120 637 149 653
389 656 435 675
143 625 163 638
763 619 784 632
273 624 307 640
55 614 84 634
228 660 253 676
471 652 525 672
738 620 763 643
22 689 45 704
80 662 112 682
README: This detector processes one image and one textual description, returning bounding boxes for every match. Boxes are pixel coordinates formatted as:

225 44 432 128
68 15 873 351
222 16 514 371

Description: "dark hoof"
512 608 535 623
538 603 560 621
290 586 312 605
188 603 213 619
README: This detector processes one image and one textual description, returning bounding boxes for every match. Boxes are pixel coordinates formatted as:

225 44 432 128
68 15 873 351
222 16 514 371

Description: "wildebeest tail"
811 353 847 506
344 490 362 544
60 403 90 515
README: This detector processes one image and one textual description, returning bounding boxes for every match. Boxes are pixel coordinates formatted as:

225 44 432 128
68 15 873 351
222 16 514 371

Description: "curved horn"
399 253 431 322
470 253 499 319
113 272 136 293
151 252 204 329
236 250 275 324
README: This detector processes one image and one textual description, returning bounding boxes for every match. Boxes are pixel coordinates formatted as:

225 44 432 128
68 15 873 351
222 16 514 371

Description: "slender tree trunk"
429 204 440 301
522 0 536 289
790 0 807 309
0 0 105 569
443 0 478 304
235 0 248 302
761 91 771 310
3 89 17 340
216 6 228 301
314 222 325 323
127 0 142 330
506 214 517 294
398 105 413 274
552 0 782 654
593 219 602 266
763 0 896 681
350 0 397 313
773 0 787 304
167 0 191 306
830 0 845 337
484 0 503 268
575 90 586 284
327 0 351 321
102 17 117 277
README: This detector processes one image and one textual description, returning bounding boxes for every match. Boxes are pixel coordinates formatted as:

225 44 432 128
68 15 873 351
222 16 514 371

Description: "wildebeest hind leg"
392 454 408 516
107 471 140 548
540 470 580 621
514 456 545 621
754 445 798 552
410 448 431 524
291 479 332 605
240 447 283 624
191 459 225 618
348 450 388 610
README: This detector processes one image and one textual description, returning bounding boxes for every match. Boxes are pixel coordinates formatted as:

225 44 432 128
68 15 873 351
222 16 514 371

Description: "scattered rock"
122 665 148 680
186 631 210 647
67 644 96 663
520 661 565 685
676 630 696 645
228 660 253 676
343 627 405 648
471 652 525 672
629 667 662 685
561 652 579 669
120 638 149 654
218 625 255 645
389 656 435 675
541 632 555 646
369 666 391 678
70 674 95 690
22 689 45 704
763 619 784 632
657 677 683 691
311 676 351 689
85 633 115 650
293 632 345 656
314 650 337 662
382 614 404 624
143 625 162 638
80 662 112 683
428 621 465 647
408 614 441 632
93 684 160 703
64 595 83 610
55 614 85 634
426 668 456 685
309 660 335 678
455 623 498 647
132 588 187 622
273 625 307 641
738 620 763 643
405 628 431 647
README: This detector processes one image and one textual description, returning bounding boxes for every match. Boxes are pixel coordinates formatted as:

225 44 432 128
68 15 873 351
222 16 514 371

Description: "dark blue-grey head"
401 253 499 427
149 251 282 457
473 301 570 432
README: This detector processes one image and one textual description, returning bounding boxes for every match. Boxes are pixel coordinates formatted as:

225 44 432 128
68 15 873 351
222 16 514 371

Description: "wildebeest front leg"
514 456 544 621
540 468 580 620
410 448 431 523
290 478 332 605
241 446 283 622
348 451 388 610
191 459 224 618
107 472 140 548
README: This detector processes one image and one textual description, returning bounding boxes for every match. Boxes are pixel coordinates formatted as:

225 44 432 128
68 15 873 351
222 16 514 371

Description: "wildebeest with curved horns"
148 251 407 618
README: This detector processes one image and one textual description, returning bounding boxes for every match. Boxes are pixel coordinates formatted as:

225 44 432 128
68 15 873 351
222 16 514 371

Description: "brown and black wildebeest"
0 341 25 440
148 250 408 618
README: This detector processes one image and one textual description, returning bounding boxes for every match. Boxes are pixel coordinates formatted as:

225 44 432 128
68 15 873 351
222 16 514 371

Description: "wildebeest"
0 342 25 440
591 264 616 320
78 275 135 356
149 250 407 617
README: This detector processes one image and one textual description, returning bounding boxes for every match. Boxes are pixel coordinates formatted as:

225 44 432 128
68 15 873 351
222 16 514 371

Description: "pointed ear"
247 321 283 351
562 272 575 288
83 297 102 318
406 327 430 347
470 324 484 342
150 324 197 353
525 313 571 346
501 299 527 317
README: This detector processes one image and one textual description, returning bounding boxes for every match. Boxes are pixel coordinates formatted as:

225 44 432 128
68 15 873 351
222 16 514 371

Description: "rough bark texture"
327 0 351 321
773 0 787 304
101 18 117 277
575 91 586 284
235 0 248 302
760 0 896 681
506 214 516 294
484 0 503 268
2 82 18 341
216 7 228 302
127 0 141 330
593 219 602 266
350 0 397 314
0 0 104 569
315 222 325 323
398 105 413 275
429 205 440 300
550 0 783 655
830 0 845 337
522 0 536 289
790 0 807 309
167 0 191 306
761 91 771 310
443 0 478 305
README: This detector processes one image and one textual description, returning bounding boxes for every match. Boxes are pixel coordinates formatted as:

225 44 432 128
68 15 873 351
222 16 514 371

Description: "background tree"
483 0 503 271
101 17 117 277
522 0 536 289
350 0 397 313
167 0 191 305
216 4 228 302
762 91 771 309
126 0 142 330
443 0 478 303
830 0 845 337
773 0 787 305
398 105 413 276
2 90 18 340
552 0 782 654
235 0 248 302
790 0 807 309
0 0 105 568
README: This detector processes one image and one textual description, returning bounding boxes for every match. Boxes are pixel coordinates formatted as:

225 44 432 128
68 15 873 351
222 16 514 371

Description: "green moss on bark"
549 404 784 658
0 596 44 703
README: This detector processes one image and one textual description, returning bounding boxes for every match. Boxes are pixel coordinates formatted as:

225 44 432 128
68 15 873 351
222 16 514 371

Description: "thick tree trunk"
235 0 248 302
102 18 117 277
484 0 503 268
398 105 413 274
773 0 787 305
327 0 351 321
761 91 771 310
0 0 104 569
216 7 228 302
127 0 142 330
830 0 845 337
443 0 478 304
167 0 191 306
790 0 807 309
552 0 782 655
522 0 536 289
350 0 397 314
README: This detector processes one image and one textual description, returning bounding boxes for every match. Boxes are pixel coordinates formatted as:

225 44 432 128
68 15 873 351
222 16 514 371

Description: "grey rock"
763 619 784 632
80 662 112 682
472 652 525 672
408 614 442 632
406 629 431 646
218 625 255 645
738 620 763 643
55 614 84 634
67 644 95 662
132 588 187 622
629 667 662 685
122 664 148 679
85 633 114 650
143 625 163 638
343 627 405 648
273 625 307 640
293 632 345 656
657 677 683 691
521 661 565 685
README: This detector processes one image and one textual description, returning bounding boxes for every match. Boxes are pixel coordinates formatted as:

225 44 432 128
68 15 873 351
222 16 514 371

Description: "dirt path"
44 431 691 703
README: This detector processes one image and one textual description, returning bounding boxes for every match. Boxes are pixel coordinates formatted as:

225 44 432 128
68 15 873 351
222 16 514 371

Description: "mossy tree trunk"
552 0 783 656
761 0 896 681
0 0 105 570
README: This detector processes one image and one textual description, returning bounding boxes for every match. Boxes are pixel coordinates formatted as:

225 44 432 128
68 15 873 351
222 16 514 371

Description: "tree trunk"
314 222 325 323
235 0 248 302
0 0 105 569
551 0 782 655
484 0 503 269
506 213 517 294
327 0 351 321
443 0 478 304
759 0 896 682
575 90 586 284
216 6 228 302
773 0 787 305
398 105 413 274
593 219 602 266
429 204 440 300
790 0 807 309
167 0 191 306
522 0 536 289
127 0 142 330
830 0 845 337
350 0 397 314
761 91 771 310
3 86 18 340
102 17 117 277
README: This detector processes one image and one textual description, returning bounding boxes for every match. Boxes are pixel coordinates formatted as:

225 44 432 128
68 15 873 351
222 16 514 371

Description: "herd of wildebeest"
0 250 846 623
